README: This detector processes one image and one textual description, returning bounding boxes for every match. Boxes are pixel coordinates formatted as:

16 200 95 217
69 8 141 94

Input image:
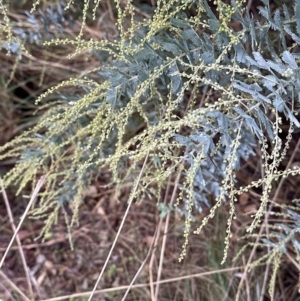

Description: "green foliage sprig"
2 0 300 293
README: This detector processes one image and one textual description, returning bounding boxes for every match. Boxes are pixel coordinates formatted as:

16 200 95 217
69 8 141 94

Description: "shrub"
1 0 300 297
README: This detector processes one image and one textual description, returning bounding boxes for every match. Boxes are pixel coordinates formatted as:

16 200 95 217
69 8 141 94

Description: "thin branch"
120 229 158 301
235 137 300 301
0 177 34 300
149 179 172 301
0 270 31 301
87 150 151 301
154 169 182 300
0 175 47 269
41 265 264 301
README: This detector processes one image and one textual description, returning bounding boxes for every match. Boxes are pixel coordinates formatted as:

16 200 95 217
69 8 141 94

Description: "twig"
149 179 172 301
258 149 270 301
87 151 151 301
120 228 158 301
0 280 17 301
243 256 251 301
106 0 115 23
234 137 300 301
40 265 265 301
0 270 31 301
0 175 47 269
0 177 34 300
286 252 300 271
247 0 253 11
154 170 182 300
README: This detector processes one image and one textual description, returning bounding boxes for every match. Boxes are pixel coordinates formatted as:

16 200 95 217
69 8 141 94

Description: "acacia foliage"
1 0 300 294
